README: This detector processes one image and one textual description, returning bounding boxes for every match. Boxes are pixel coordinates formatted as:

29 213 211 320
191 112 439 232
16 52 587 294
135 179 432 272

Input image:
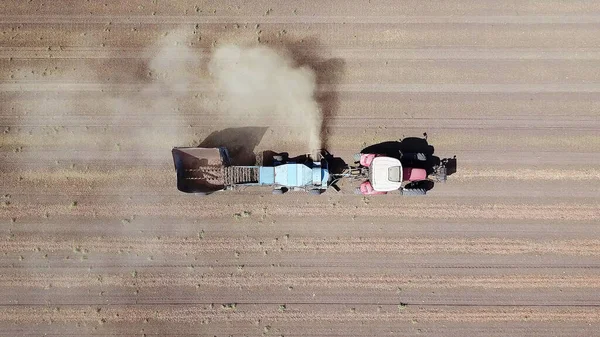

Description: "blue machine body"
258 162 329 188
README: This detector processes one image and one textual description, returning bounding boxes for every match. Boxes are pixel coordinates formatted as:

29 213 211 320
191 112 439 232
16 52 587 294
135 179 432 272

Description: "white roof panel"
371 157 402 191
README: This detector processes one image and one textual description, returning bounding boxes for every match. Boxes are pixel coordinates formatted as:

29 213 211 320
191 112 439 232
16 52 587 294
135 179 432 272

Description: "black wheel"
402 188 427 196
309 189 323 195
272 188 284 195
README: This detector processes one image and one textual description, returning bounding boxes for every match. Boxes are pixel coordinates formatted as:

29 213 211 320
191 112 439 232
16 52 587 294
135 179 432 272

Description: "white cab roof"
371 157 403 191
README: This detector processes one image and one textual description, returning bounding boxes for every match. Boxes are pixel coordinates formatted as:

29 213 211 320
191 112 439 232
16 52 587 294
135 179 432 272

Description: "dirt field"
1 1 600 336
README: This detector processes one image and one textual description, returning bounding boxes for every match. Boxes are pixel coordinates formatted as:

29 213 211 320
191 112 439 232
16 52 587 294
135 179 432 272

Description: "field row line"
5 47 600 60
2 272 600 289
4 83 600 93
3 236 600 255
1 305 600 323
4 15 600 24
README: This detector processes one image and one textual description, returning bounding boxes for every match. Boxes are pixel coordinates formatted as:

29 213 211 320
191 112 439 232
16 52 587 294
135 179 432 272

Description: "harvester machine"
172 147 330 195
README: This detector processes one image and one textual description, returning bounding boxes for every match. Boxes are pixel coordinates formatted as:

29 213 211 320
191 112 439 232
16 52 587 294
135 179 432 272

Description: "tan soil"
1 1 600 336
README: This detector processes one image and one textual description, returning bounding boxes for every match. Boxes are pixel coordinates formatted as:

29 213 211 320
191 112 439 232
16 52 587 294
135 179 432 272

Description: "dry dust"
106 28 201 154
209 44 322 152
11 28 200 169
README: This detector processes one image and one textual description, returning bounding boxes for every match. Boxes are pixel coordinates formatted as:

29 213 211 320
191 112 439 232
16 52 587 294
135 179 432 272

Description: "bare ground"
1 1 600 336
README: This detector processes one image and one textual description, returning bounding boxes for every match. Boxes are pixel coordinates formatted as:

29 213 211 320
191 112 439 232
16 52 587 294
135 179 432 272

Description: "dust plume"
208 44 322 152
4 28 203 216
106 29 199 155
10 29 199 168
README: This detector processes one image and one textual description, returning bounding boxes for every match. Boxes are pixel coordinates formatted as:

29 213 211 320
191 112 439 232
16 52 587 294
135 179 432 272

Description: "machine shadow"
259 150 347 176
198 127 269 166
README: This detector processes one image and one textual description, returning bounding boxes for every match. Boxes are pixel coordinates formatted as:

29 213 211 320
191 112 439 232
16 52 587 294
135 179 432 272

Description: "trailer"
172 147 330 195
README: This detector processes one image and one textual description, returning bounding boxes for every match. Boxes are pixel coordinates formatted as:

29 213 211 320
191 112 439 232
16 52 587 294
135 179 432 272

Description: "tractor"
330 152 450 196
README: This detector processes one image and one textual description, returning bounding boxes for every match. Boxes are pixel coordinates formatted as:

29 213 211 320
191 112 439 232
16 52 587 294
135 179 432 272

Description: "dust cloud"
208 44 322 152
11 29 199 167
9 31 326 173
107 29 199 155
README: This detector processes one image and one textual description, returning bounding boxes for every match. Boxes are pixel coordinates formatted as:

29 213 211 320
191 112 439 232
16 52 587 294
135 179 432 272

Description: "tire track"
1 305 599 323
2 201 600 220
3 236 600 256
2 272 600 289
5 47 600 60
4 14 600 24
4 264 600 270
3 83 600 93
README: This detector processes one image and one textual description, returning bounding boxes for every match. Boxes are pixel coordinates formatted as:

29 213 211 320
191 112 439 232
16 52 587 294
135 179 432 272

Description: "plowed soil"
1 1 600 336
